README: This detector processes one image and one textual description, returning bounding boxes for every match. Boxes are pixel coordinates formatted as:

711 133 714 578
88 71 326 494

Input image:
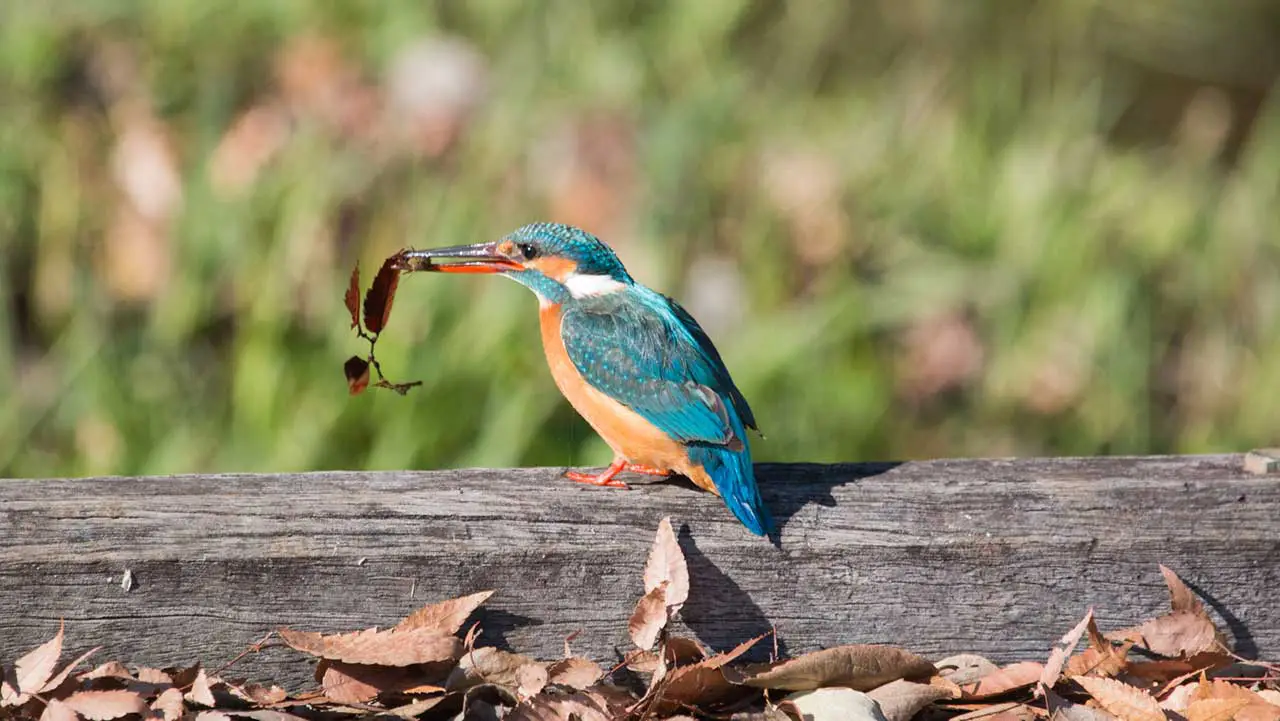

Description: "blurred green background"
3 1 1279 479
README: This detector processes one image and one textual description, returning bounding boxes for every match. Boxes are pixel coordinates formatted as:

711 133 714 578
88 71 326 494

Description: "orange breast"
539 304 716 492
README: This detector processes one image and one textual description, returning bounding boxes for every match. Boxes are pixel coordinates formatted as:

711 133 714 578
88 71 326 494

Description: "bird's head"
398 223 633 305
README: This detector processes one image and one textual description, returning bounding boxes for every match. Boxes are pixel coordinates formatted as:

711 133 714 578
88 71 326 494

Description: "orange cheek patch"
529 256 577 281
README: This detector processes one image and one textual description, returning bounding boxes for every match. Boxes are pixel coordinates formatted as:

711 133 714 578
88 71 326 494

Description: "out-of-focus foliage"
2 1 1278 479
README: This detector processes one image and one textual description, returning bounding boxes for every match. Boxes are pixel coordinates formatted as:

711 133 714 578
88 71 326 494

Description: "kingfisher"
396 223 772 536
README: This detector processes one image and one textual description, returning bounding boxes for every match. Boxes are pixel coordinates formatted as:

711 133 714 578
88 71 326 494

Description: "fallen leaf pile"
3 522 1277 721
343 251 422 396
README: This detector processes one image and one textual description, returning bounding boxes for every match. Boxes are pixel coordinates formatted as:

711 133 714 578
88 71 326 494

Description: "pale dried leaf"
1073 675 1165 721
385 696 449 719
1163 683 1201 713
15 622 65 695
516 664 548 699
447 648 542 692
194 712 233 721
626 650 659 674
186 668 216 707
63 690 148 721
41 647 101 694
1256 691 1280 707
134 667 170 684
961 662 1045 700
546 658 602 690
1186 698 1253 721
1040 609 1094 695
151 688 185 721
278 626 462 666
81 662 132 681
949 702 1035 721
1237 704 1280 721
937 655 1001 685
41 699 80 721
782 688 889 721
395 590 494 635
320 663 382 704
1160 566 1204 616
1047 689 1119 721
628 582 668 650
867 679 955 721
227 682 289 706
644 517 689 611
1134 612 1222 657
741 644 935 692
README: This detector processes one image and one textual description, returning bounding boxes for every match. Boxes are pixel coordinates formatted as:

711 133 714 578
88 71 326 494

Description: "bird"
396 222 773 536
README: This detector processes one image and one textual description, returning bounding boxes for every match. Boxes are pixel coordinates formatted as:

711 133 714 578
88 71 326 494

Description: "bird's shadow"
675 523 786 663
756 461 902 547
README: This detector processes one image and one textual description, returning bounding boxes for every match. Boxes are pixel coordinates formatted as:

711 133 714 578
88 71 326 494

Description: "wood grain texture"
2 455 1277 690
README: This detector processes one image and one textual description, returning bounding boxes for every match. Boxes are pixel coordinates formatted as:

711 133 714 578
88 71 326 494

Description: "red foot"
624 463 672 477
564 459 630 489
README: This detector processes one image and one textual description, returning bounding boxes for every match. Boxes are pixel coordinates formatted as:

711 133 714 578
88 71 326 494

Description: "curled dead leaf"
740 644 935 692
635 635 766 718
1133 611 1224 658
1160 565 1204 616
545 657 602 690
936 654 1001 685
345 263 361 330
343 356 371 396
782 688 889 721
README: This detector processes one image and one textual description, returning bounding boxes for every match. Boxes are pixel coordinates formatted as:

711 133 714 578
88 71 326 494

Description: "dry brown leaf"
1134 612 1223 658
961 662 1045 700
186 668 216 707
546 658 602 690
1040 609 1095 695
134 667 170 684
636 634 766 718
1067 620 1130 679
1127 654 1231 684
40 699 80 721
151 687 185 721
653 636 709 687
1046 688 1120 721
1194 680 1269 704
782 687 889 721
363 255 402 335
1186 697 1253 721
1160 566 1204 616
447 648 542 692
320 662 384 704
395 590 495 635
937 654 1002 685
386 696 451 719
63 690 148 720
626 650 659 674
345 263 361 330
1256 690 1280 707
644 517 689 612
227 682 289 706
193 712 233 721
867 679 955 721
1073 675 1165 721
1237 705 1280 721
506 691 613 721
40 647 101 694
628 582 668 650
14 622 65 697
278 626 463 666
740 644 935 692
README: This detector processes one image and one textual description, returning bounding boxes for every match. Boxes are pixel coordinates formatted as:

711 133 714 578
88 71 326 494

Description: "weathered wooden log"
2 455 1277 689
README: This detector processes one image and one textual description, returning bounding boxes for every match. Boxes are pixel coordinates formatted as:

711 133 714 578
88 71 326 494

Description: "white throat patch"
563 272 626 299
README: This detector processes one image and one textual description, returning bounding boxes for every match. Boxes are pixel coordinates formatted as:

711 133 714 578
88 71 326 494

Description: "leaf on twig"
343 356 371 395
345 263 362 330
395 590 494 635
1073 675 1165 721
278 626 462 667
738 644 935 692
363 255 402 335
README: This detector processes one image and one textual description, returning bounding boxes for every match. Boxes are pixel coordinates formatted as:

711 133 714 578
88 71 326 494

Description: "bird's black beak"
395 242 523 274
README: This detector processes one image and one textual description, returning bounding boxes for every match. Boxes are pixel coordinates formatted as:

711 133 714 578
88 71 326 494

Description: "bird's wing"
560 293 746 449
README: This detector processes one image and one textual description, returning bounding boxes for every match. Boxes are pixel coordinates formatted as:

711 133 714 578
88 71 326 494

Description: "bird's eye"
517 243 539 260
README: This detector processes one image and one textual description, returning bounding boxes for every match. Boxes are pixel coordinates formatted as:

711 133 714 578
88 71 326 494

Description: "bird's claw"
563 469 630 489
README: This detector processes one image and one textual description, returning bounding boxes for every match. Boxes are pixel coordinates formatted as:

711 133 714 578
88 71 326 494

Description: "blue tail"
688 437 773 536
